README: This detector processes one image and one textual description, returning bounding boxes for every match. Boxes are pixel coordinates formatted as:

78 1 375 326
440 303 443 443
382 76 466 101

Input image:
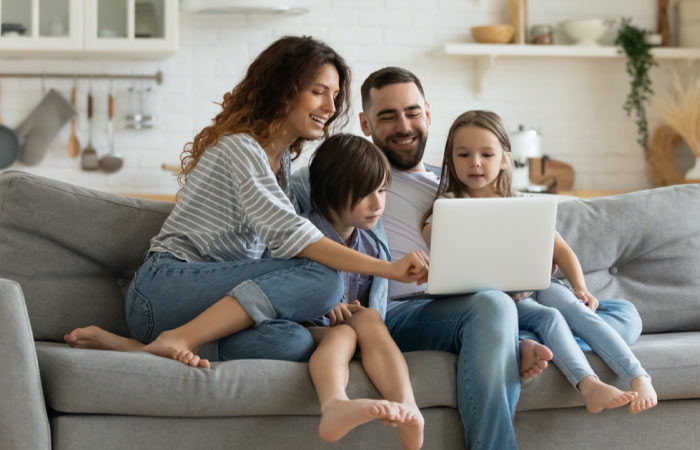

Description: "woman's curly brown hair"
177 35 352 188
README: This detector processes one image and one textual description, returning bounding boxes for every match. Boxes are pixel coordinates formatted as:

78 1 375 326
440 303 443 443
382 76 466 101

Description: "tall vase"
508 0 528 44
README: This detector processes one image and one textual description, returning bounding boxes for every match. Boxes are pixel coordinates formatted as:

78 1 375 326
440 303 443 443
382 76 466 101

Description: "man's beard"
373 134 427 171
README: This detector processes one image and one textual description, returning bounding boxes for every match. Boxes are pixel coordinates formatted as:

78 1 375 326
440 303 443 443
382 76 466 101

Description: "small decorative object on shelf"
530 25 554 45
615 18 658 151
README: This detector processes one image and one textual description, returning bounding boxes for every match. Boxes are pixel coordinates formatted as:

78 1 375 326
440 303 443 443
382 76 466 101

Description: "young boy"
302 134 423 450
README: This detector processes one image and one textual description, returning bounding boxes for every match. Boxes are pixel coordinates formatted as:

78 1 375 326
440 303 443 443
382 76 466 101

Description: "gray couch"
2 170 700 450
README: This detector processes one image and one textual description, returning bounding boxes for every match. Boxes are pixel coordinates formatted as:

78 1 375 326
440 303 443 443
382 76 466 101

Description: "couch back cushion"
0 171 172 341
556 184 700 333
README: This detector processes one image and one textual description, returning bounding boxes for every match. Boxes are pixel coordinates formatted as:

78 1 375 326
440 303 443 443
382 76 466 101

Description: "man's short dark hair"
360 67 425 112
310 133 390 221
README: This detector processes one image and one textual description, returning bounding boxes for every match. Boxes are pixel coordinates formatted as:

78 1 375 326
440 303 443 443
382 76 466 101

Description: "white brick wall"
0 0 696 195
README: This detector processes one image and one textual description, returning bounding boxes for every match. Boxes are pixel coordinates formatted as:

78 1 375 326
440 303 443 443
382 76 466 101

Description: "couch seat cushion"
36 343 457 416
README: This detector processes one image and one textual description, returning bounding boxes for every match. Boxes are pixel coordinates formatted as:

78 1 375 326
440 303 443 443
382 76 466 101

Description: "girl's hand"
388 251 429 284
575 290 599 312
509 291 534 302
326 300 364 326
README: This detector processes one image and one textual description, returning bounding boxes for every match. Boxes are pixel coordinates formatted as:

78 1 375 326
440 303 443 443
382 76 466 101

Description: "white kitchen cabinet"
0 0 177 58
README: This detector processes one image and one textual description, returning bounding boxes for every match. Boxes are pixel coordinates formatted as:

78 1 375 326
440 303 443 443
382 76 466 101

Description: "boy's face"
337 185 387 231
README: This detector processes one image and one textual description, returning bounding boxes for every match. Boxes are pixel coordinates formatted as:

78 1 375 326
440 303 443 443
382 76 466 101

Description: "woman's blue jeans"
125 252 342 361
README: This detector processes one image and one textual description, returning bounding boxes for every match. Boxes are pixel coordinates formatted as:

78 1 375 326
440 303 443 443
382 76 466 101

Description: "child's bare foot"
395 404 424 450
578 376 638 413
64 326 143 351
318 398 400 442
520 339 553 380
140 330 210 369
629 375 657 414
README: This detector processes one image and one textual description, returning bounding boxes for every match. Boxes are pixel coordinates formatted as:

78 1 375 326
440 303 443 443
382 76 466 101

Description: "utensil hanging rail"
0 71 163 85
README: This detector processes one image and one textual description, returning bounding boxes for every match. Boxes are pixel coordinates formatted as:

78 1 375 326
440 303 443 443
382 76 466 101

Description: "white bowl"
561 18 613 46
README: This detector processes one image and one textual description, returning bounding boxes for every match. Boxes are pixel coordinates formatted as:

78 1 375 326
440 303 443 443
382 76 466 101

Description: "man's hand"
388 251 429 284
574 289 599 312
326 300 364 326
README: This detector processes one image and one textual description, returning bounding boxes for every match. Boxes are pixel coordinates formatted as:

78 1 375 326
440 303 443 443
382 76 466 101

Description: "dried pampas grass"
652 72 700 157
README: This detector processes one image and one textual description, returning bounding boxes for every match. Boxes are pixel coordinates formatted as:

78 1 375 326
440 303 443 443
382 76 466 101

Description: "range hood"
180 0 309 15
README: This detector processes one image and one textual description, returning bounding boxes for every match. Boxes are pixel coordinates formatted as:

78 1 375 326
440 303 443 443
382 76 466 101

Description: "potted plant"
615 17 658 152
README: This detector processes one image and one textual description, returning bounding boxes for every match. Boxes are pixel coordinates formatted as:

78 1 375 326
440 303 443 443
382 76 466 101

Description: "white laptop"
390 196 557 300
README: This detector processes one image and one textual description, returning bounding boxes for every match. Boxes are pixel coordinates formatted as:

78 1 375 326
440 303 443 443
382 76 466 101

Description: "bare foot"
64 326 143 351
629 375 657 414
578 376 638 413
520 339 553 380
318 398 400 442
140 330 210 369
395 404 424 450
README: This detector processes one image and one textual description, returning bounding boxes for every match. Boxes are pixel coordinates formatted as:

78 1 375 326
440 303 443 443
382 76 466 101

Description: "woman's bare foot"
140 329 210 369
395 404 424 450
520 339 553 380
578 376 638 413
64 326 143 351
629 375 657 414
318 398 401 442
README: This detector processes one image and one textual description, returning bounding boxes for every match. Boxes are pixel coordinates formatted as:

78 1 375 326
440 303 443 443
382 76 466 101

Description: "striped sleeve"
221 137 323 259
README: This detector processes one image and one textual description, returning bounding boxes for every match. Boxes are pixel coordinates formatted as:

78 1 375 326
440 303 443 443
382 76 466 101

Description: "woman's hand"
575 289 599 312
387 251 429 284
326 300 364 326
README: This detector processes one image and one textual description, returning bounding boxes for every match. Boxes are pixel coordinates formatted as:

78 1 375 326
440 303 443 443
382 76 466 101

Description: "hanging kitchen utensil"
98 85 123 173
0 82 21 169
67 84 80 158
16 89 75 166
80 87 99 171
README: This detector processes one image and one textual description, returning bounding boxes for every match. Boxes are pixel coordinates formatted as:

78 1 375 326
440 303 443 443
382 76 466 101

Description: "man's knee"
469 290 518 324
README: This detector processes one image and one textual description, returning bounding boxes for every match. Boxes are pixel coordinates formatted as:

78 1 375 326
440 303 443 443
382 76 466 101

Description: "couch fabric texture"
1 170 700 450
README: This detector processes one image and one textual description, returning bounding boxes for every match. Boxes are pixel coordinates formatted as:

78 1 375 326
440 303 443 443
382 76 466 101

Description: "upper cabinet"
0 0 178 58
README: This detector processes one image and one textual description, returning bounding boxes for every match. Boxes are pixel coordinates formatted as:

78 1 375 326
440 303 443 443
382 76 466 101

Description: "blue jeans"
125 252 342 361
385 290 520 450
517 282 646 387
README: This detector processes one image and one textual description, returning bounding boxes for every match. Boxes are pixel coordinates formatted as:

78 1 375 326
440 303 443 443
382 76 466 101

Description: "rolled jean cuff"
229 280 276 325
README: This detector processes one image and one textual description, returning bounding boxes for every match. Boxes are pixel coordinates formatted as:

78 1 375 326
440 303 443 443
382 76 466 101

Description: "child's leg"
308 325 402 443
535 283 657 413
348 309 424 450
517 298 637 413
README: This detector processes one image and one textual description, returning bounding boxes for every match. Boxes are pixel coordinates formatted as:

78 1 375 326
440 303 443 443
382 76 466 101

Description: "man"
358 67 644 450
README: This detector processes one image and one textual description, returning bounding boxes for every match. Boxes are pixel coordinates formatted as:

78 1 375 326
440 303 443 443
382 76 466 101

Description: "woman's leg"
126 253 342 366
535 283 656 413
308 325 402 443
517 297 637 413
347 308 424 450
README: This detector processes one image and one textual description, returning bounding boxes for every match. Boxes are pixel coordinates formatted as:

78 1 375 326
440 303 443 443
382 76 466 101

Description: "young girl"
304 133 423 449
64 36 428 368
420 110 657 415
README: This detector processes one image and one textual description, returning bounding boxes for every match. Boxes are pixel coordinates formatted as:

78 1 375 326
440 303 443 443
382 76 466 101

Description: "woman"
65 36 428 368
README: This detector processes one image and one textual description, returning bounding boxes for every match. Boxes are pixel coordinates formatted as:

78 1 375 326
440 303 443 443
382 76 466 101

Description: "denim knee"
307 261 344 314
603 299 643 345
217 320 316 362
469 290 518 326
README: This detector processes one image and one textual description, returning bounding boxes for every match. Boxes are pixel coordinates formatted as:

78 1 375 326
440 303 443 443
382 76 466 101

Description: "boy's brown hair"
310 134 391 220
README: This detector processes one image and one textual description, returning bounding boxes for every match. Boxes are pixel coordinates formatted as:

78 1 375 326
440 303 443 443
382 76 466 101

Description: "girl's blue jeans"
517 281 647 388
125 252 342 361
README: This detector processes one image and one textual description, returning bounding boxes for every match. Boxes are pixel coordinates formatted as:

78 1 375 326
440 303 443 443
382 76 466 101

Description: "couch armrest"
0 278 51 450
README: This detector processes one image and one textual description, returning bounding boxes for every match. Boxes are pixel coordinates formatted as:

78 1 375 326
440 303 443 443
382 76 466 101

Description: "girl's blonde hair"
421 110 514 228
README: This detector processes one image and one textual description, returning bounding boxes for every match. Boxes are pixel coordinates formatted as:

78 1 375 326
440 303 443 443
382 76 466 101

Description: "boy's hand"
389 251 429 284
326 300 364 326
575 290 599 312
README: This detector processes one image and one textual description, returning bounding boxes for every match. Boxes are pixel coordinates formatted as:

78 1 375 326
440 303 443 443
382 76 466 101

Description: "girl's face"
336 184 387 231
451 125 508 198
285 63 340 140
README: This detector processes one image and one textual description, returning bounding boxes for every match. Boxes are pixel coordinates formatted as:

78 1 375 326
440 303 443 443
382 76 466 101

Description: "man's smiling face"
360 82 431 172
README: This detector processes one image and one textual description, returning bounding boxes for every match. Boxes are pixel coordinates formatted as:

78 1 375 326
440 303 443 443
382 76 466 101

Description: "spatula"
80 89 99 171
67 86 80 158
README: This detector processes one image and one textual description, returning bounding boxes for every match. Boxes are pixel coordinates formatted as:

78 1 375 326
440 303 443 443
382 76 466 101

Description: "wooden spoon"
67 87 80 158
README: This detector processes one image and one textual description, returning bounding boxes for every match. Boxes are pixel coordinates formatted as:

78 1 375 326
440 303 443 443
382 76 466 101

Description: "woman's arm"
422 224 432 248
552 231 599 310
297 237 429 284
